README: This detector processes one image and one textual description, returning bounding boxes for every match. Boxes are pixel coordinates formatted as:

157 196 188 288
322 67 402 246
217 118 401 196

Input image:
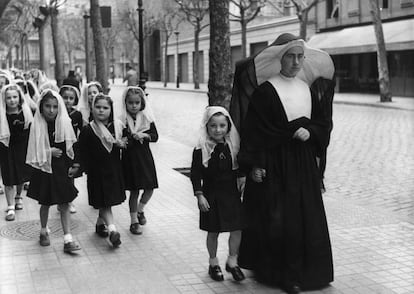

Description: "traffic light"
100 6 111 28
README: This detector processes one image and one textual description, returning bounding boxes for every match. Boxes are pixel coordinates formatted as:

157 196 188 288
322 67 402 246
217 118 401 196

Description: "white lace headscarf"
119 86 155 135
196 106 240 170
78 81 102 122
26 89 77 173
90 94 124 153
0 84 34 147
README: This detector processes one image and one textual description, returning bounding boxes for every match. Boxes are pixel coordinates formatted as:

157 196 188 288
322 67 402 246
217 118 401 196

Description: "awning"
308 18 414 55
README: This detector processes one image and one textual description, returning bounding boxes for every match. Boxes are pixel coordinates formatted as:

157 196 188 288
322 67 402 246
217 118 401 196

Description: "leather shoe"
225 264 245 281
129 223 143 235
283 285 301 294
208 265 224 281
95 223 109 238
109 231 121 248
64 241 81 253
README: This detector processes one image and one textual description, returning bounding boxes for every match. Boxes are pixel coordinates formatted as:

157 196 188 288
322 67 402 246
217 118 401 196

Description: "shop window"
380 0 389 9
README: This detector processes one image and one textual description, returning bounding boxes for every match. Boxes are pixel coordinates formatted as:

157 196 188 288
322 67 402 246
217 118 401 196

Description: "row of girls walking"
0 71 159 253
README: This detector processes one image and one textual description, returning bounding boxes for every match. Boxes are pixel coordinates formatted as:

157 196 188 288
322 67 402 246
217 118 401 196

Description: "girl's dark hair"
59 86 79 105
93 94 114 122
5 85 25 106
39 91 58 115
206 112 232 133
27 82 35 98
125 88 146 110
16 81 28 94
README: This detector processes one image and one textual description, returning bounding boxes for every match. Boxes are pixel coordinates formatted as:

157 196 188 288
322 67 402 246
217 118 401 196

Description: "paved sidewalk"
1 135 413 293
0 81 413 293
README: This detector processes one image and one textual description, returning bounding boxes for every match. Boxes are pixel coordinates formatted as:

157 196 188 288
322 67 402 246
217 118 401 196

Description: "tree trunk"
163 34 169 87
90 0 109 94
193 26 200 89
241 19 247 58
369 0 392 102
38 20 48 72
208 0 232 108
50 10 65 87
300 11 308 40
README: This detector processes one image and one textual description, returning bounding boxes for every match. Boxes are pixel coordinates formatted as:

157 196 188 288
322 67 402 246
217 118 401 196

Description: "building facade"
308 0 414 97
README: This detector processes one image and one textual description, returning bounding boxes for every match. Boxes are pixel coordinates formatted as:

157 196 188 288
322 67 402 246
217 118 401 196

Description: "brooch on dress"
219 152 226 160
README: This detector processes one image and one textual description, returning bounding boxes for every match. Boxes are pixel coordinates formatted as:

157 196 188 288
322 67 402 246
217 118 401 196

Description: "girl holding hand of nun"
26 89 81 253
78 94 127 248
190 106 246 282
0 84 33 220
120 87 158 235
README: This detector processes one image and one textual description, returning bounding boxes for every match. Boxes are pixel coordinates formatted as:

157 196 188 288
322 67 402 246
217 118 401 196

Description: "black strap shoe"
95 224 109 238
225 264 245 281
208 265 224 281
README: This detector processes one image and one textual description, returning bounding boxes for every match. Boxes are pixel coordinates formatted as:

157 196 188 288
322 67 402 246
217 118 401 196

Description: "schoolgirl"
120 87 158 235
59 85 84 213
78 94 126 247
78 81 103 123
26 89 81 253
190 106 245 282
0 84 33 220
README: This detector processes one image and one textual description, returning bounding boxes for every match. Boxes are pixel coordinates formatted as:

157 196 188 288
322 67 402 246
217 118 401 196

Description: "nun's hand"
251 167 266 183
293 127 310 141
51 147 63 158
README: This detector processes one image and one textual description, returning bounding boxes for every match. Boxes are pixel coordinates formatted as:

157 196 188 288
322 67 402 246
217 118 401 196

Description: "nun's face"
280 46 304 77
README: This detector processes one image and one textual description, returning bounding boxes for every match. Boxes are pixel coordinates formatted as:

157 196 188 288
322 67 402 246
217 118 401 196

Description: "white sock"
137 202 146 213
227 255 238 268
40 227 48 235
209 257 219 267
107 224 116 232
7 205 14 211
96 217 105 225
130 212 138 224
63 233 73 244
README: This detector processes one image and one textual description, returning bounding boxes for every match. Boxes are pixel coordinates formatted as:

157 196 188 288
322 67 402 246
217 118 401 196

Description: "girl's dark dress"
27 122 78 205
78 123 126 209
191 143 243 232
122 122 158 190
237 81 333 289
69 109 83 178
0 111 32 186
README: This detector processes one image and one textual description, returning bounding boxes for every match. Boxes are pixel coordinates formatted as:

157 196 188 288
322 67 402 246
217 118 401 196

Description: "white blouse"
268 73 312 122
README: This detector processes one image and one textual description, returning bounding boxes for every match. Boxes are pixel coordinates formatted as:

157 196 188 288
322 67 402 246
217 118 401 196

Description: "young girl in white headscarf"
190 106 246 282
78 81 103 123
26 89 81 253
119 87 158 235
78 94 127 248
0 84 33 221
59 85 83 214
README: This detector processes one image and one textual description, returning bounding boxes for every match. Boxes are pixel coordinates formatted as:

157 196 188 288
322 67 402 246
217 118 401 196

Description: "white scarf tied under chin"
196 106 240 170
119 86 155 135
26 89 77 174
0 84 34 147
90 119 124 153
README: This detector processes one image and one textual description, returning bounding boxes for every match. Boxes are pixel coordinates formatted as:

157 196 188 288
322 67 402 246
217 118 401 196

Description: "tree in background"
208 0 232 107
90 0 108 93
0 0 39 70
229 0 265 59
61 17 84 70
291 0 318 40
174 0 209 89
369 0 391 102
48 0 66 87
157 5 183 87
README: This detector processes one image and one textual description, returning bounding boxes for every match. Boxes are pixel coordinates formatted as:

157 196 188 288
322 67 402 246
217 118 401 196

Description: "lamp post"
137 0 146 90
83 13 91 82
174 31 180 88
